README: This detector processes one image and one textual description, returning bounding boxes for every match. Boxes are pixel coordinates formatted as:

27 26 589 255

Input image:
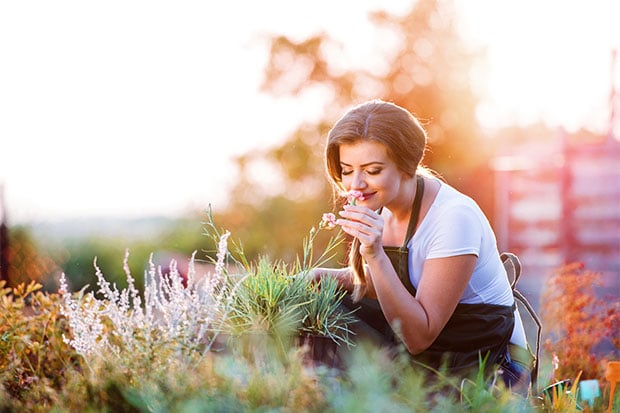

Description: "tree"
4 226 60 291
219 0 489 262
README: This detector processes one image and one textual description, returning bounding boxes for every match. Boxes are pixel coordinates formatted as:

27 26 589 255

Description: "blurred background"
1 0 618 311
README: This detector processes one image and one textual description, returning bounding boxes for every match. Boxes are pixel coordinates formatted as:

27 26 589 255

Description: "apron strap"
402 174 425 248
382 175 424 296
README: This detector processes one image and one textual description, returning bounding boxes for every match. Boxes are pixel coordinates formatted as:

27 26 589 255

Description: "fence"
492 131 620 308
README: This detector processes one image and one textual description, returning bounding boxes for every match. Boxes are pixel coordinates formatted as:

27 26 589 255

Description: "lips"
342 190 376 204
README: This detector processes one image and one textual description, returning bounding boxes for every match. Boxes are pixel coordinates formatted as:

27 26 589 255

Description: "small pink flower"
320 212 337 230
344 190 364 206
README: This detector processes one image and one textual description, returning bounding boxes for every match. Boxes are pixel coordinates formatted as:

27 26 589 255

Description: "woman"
312 100 531 395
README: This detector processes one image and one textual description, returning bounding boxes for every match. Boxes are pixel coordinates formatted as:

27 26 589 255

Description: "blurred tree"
5 226 60 291
214 124 340 263
46 215 209 293
218 0 489 263
0 217 7 284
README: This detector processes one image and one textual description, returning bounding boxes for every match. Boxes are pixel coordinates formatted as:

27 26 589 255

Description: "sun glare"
456 0 619 134
1 0 618 223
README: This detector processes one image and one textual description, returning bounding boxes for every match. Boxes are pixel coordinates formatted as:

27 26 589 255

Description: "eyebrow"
340 161 386 168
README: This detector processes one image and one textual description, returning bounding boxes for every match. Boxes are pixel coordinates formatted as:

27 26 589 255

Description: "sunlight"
1 0 618 223
456 0 619 133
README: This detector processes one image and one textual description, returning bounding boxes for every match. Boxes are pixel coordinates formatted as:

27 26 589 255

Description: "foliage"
203 207 357 350
541 262 619 381
41 213 208 294
48 346 328 412
225 258 309 338
3 226 60 290
0 280 79 411
536 374 583 412
0 263 614 411
1 214 614 412
322 343 535 413
224 257 357 348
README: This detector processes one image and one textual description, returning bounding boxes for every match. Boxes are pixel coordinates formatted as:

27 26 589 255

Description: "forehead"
338 141 391 164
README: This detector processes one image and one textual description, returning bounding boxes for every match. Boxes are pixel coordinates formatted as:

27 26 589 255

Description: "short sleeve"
424 204 483 259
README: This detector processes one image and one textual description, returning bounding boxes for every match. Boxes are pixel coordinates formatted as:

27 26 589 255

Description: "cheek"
377 178 402 200
340 175 352 188
372 175 393 189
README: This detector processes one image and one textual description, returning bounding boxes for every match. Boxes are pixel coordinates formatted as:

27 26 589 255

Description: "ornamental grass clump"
206 208 357 360
224 257 310 345
223 257 357 351
300 273 357 344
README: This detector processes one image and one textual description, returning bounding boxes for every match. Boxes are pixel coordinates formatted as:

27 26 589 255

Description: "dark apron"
346 176 514 373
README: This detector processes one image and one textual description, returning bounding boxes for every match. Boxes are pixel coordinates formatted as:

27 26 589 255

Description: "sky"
1 0 618 225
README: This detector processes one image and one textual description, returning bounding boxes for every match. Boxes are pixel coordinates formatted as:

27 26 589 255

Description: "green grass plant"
204 206 356 353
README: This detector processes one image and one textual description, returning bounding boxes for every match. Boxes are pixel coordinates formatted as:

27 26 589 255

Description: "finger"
339 209 382 229
336 217 374 232
341 204 380 219
338 220 380 243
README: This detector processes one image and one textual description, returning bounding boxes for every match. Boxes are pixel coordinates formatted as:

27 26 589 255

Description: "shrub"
0 280 79 411
541 262 619 381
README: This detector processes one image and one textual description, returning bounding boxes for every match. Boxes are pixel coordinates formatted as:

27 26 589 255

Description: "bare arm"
338 203 476 354
367 253 476 354
307 265 378 298
307 267 355 293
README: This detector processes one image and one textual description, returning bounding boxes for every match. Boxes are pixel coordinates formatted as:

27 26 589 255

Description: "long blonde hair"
325 100 428 301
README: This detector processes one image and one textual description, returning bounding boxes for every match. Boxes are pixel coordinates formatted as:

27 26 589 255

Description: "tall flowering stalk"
59 231 238 368
302 214 345 273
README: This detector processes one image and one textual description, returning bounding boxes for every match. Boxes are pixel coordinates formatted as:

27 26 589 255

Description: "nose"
350 171 367 190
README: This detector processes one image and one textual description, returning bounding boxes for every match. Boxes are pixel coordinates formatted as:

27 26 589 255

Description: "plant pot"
296 334 344 370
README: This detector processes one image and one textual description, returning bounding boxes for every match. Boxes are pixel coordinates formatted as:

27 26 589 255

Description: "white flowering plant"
59 228 239 372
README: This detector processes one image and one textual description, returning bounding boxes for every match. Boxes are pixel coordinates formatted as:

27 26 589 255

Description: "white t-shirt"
404 178 527 347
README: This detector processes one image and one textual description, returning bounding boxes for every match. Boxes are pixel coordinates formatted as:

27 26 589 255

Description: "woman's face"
338 140 409 210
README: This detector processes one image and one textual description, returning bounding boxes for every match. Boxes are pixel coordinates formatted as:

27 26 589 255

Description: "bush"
541 263 619 382
0 280 79 412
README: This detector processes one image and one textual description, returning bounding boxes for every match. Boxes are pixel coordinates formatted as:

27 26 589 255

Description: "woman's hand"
337 205 384 259
301 268 322 284
300 267 355 293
